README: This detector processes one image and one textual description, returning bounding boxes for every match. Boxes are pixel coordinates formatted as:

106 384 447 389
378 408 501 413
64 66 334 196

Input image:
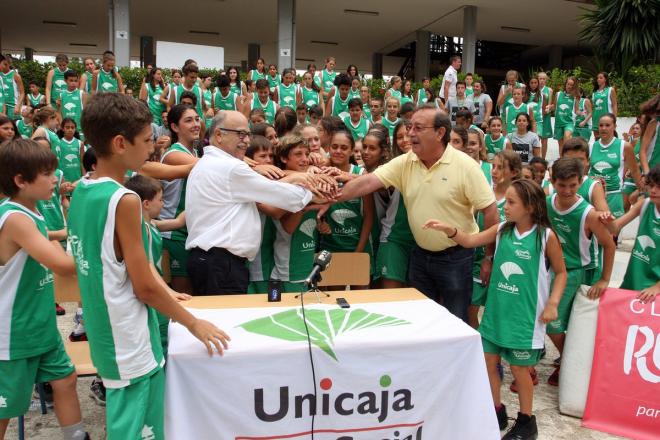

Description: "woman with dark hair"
0 114 20 142
640 94 660 173
346 64 359 78
248 58 267 82
140 67 166 125
591 72 618 140
227 66 246 96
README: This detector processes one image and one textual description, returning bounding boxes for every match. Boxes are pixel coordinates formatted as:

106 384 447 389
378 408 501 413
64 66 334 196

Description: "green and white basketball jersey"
573 98 591 137
547 194 593 269
229 81 242 96
591 86 612 127
577 176 599 204
496 197 506 222
160 143 198 241
500 82 523 114
381 116 400 141
271 211 318 282
249 214 275 283
0 200 60 360
555 91 575 126
203 89 213 112
68 177 163 386
0 70 18 112
214 89 238 111
379 190 415 247
301 86 320 109
647 117 660 169
416 88 428 105
388 88 402 102
51 68 68 105
331 93 351 120
267 74 281 91
589 137 625 192
251 94 276 124
16 119 33 138
174 84 204 118
43 127 61 160
96 68 119 93
400 94 414 106
142 220 163 276
465 86 474 97
485 134 506 161
250 69 266 81
321 70 337 93
37 169 65 233
343 116 370 141
480 160 493 187
59 89 83 128
479 223 551 349
349 87 361 100
82 72 93 94
277 83 297 109
147 83 165 125
362 103 372 120
28 92 44 108
620 199 659 291
59 137 83 183
505 102 528 133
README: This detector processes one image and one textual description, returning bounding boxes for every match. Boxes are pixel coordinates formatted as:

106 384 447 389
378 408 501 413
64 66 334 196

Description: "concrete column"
277 0 295 69
372 53 383 79
109 0 130 67
549 45 563 69
248 43 261 70
415 30 431 82
462 5 477 74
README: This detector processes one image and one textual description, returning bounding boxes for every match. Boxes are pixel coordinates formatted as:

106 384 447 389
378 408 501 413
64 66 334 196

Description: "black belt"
191 246 247 263
415 244 468 256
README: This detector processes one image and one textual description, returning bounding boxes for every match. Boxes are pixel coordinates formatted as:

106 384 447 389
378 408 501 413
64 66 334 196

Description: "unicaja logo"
254 375 415 424
637 235 655 252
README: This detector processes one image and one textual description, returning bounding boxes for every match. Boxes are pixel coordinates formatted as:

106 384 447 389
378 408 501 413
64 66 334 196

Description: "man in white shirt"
440 55 462 104
185 110 315 295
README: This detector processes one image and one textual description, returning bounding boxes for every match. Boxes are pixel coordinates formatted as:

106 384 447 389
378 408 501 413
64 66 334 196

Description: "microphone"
304 250 332 288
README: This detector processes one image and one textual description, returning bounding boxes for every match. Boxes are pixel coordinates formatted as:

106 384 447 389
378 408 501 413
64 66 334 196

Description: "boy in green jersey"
0 139 88 440
46 54 69 107
0 54 25 121
342 98 371 141
213 75 239 112
546 158 615 385
70 93 229 440
326 73 353 120
273 68 297 110
245 79 278 125
608 164 660 301
58 70 86 134
26 80 45 108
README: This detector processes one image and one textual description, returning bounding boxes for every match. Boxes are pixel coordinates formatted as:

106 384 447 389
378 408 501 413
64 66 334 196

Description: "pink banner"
583 288 660 440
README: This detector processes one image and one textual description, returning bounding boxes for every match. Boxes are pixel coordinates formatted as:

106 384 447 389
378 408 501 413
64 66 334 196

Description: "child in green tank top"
69 93 228 440
93 53 123 94
484 117 510 162
423 179 566 439
246 79 278 125
0 138 89 439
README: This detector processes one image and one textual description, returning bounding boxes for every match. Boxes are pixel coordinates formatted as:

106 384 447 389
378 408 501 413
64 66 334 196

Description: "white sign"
155 41 224 69
115 31 128 40
280 48 291 57
165 300 499 439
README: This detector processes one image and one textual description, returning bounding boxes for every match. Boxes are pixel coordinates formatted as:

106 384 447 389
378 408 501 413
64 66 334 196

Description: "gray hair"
208 111 227 143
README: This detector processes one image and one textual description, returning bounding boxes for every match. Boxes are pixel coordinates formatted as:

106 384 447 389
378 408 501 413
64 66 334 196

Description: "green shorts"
541 116 553 139
0 340 75 419
622 178 637 196
482 337 543 366
606 191 624 218
106 368 165 440
375 241 413 284
162 238 189 277
156 311 169 358
574 126 592 141
471 279 488 306
553 122 574 140
547 267 584 334
247 281 268 294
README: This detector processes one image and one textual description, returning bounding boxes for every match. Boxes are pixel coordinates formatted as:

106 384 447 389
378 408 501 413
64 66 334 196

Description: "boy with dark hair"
343 98 370 141
326 73 352 119
296 103 308 125
246 79 277 124
545 157 615 385
213 74 239 112
0 139 89 440
166 63 205 117
307 104 323 126
68 93 229 439
58 70 86 133
369 97 384 124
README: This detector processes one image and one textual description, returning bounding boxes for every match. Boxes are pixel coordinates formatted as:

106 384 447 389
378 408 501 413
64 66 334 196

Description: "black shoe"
502 412 538 440
496 403 508 430
89 377 106 406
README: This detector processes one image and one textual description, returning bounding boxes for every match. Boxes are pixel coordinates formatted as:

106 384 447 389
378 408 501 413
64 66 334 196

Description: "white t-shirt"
507 131 540 165
472 93 493 124
440 66 458 100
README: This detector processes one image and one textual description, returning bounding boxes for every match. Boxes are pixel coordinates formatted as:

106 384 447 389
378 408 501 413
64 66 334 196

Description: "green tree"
579 0 660 76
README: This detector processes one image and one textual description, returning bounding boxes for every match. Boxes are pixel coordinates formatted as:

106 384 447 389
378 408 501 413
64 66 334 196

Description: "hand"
480 259 493 286
155 135 171 152
254 164 285 180
587 279 609 299
598 211 615 226
13 106 20 117
622 133 630 142
243 156 258 167
308 152 327 167
636 284 659 304
540 303 558 324
422 219 452 233
60 181 75 194
171 292 192 302
305 203 330 220
188 319 231 356
311 173 340 199
317 220 331 235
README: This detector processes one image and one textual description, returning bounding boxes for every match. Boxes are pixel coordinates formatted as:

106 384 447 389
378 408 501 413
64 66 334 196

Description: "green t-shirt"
277 83 297 110
555 91 575 126
160 143 198 241
251 95 276 124
321 70 337 93
96 68 119 93
591 86 612 128
16 119 33 138
37 169 65 232
271 211 318 282
342 116 370 141
331 93 351 120
301 86 320 109
59 137 83 183
214 89 238 111
485 134 506 161
28 92 44 108
147 83 166 125
50 68 68 105
0 200 60 360
589 137 625 193
620 199 659 291
59 88 83 129
547 194 593 270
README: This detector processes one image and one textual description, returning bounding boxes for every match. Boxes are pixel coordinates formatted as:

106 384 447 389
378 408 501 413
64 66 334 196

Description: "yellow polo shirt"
374 146 495 251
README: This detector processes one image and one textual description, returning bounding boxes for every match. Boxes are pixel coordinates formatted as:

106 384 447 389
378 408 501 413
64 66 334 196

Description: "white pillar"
415 31 431 82
277 0 296 70
109 0 130 67
463 5 477 74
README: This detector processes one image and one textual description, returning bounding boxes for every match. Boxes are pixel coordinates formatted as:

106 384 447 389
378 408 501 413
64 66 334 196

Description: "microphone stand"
295 274 331 303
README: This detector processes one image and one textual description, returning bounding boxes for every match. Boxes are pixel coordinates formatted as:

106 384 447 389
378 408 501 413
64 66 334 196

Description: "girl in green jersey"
299 71 324 111
496 70 524 116
57 118 83 186
320 130 375 285
26 81 45 108
31 107 61 158
526 75 544 137
267 64 281 92
537 72 554 158
274 68 298 110
360 85 372 120
492 150 523 221
45 53 69 107
384 76 403 103
503 86 535 135
573 94 593 141
318 57 337 97
227 66 246 96
611 164 659 300
424 179 566 438
639 94 660 174
552 76 580 154
591 72 618 140
416 78 431 106
485 116 510 162
248 57 267 82
93 52 123 94
140 67 166 125
400 79 414 106
381 97 401 141
79 57 96 94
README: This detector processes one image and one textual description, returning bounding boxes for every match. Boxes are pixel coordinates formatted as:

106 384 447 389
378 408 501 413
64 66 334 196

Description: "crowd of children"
0 51 658 440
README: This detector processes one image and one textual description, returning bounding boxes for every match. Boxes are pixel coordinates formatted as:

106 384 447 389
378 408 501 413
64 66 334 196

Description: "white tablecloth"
165 299 499 439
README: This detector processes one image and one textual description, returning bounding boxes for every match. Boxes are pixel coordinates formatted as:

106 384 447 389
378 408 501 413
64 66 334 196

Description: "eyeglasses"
220 128 251 139
406 124 436 132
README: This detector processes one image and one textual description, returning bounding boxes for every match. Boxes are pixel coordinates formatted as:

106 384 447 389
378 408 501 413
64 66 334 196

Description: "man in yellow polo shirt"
336 105 498 322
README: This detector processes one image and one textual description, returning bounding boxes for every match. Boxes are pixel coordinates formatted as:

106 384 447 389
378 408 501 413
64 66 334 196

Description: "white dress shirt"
440 65 458 100
185 146 313 260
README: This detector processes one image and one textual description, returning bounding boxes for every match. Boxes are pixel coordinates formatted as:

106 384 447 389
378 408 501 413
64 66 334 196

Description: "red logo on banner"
583 288 660 440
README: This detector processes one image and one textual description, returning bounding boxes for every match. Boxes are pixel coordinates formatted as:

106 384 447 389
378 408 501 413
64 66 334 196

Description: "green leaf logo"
238 308 410 361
